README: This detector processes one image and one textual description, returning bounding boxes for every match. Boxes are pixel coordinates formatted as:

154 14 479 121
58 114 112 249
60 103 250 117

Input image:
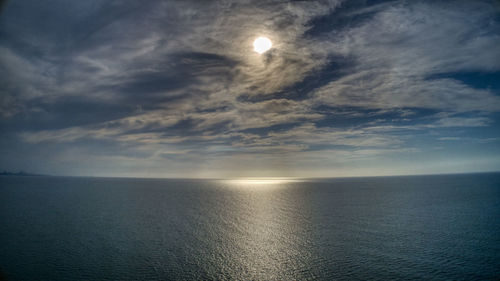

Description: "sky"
1 0 500 178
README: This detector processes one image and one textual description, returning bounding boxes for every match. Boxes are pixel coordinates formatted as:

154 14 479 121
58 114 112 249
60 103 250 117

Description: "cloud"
311 0 500 112
432 116 491 128
1 0 500 176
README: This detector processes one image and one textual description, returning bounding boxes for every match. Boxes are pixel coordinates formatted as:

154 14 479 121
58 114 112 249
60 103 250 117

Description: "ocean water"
0 173 499 280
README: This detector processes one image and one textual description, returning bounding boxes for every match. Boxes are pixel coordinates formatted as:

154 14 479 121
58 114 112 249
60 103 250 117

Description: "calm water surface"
1 173 499 280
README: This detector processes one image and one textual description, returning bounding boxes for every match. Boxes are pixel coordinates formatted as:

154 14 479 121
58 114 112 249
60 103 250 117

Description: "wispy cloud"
1 0 500 176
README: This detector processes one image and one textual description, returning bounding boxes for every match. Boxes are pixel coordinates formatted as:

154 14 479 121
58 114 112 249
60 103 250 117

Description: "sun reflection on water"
224 178 301 187
216 176 311 279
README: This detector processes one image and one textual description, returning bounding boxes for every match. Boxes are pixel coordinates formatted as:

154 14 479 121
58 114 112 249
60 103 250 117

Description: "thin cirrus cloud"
0 0 499 177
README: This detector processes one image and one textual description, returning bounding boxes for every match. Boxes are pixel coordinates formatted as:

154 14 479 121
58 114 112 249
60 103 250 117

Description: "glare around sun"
253 37 272 54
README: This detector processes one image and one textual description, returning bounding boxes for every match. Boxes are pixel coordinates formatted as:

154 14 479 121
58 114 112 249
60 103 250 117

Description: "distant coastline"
0 171 45 177
0 170 499 180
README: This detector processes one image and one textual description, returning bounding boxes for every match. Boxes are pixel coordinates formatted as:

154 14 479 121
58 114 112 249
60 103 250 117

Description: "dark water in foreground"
0 173 499 280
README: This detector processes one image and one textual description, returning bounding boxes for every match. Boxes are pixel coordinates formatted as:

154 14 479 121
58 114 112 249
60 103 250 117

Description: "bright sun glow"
225 178 301 186
253 37 272 54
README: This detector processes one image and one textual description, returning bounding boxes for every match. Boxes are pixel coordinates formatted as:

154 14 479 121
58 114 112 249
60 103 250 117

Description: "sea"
0 173 499 280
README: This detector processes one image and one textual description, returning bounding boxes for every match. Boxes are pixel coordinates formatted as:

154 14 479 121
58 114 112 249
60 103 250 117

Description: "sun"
253 37 272 54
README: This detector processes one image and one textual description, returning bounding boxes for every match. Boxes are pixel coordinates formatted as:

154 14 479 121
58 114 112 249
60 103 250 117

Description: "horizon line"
3 170 499 180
